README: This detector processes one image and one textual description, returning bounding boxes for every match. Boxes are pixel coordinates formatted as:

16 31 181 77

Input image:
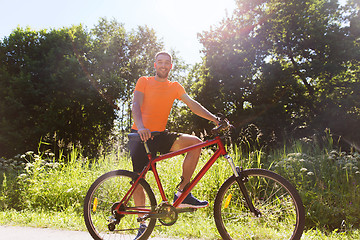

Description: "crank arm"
137 212 168 222
175 208 197 214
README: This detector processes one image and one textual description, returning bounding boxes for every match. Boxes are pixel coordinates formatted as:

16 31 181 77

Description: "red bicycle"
84 118 305 240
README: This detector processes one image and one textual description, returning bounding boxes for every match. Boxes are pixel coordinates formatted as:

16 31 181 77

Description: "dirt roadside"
0 225 92 240
0 225 192 240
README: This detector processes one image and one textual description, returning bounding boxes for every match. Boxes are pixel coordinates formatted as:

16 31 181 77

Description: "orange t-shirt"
132 76 186 131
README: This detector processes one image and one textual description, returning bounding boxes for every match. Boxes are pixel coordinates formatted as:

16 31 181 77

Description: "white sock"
176 191 182 197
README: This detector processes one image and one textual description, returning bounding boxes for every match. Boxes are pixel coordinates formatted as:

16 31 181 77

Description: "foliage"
0 26 106 157
1 140 360 238
1 1 359 160
0 19 170 158
0 146 123 212
271 137 360 230
193 0 360 149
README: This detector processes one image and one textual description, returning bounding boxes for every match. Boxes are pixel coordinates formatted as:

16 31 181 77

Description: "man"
129 51 219 239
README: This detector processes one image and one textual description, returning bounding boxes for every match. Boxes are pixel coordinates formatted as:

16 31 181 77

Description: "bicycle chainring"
156 203 178 226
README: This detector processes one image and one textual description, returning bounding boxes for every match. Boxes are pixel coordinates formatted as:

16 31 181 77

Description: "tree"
0 26 115 157
0 19 170 158
196 0 360 146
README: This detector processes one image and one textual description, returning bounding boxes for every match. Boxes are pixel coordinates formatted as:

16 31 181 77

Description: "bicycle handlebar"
211 117 233 135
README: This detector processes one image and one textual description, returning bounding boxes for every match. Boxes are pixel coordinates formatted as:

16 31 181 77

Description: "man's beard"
156 70 169 79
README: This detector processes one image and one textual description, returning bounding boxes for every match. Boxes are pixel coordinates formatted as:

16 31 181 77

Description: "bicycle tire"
214 168 305 240
84 170 157 240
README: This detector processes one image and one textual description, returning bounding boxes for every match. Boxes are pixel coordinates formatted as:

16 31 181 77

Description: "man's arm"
180 93 219 125
132 90 151 141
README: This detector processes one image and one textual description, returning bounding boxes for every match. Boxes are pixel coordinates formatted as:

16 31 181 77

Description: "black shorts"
128 130 181 173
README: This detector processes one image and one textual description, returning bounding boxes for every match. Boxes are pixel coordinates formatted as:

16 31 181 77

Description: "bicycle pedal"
137 214 151 222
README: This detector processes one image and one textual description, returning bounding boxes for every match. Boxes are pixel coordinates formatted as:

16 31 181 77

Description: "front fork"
223 154 261 217
224 154 240 177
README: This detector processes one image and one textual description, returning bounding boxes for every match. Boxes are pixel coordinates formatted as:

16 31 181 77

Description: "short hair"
155 51 173 63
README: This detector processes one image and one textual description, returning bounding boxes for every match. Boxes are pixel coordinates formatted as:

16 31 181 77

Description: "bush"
0 148 128 213
1 136 359 235
272 144 360 231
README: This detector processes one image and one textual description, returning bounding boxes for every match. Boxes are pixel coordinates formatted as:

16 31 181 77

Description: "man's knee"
171 134 202 151
181 134 202 147
187 135 202 145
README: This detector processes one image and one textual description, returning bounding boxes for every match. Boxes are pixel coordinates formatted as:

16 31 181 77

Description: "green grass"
1 138 360 239
0 208 84 230
1 209 359 239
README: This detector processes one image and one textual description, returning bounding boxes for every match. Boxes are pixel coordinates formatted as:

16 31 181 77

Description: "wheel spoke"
214 169 304 240
84 170 157 240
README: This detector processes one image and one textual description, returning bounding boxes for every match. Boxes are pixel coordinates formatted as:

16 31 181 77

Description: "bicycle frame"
84 128 305 240
115 135 234 213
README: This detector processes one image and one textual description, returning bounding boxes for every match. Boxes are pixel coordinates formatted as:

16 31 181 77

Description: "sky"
0 0 236 64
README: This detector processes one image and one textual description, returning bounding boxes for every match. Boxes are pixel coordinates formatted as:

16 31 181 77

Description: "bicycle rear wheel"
84 170 157 240
214 168 305 240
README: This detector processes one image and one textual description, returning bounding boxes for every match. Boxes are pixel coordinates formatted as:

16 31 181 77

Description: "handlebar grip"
211 118 233 135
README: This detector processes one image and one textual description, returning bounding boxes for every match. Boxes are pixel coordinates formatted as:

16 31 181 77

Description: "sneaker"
173 192 209 208
134 223 147 240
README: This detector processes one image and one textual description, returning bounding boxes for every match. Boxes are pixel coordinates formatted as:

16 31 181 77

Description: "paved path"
0 225 190 240
0 225 92 240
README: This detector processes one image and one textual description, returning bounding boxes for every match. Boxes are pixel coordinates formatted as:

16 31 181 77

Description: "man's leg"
133 185 147 240
170 134 202 190
128 138 148 225
170 134 208 208
133 185 145 209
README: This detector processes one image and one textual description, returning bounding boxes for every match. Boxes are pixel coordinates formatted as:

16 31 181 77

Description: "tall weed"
271 138 360 231
1 135 359 237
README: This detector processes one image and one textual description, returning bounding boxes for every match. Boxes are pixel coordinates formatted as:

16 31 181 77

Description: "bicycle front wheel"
84 170 157 240
214 168 305 240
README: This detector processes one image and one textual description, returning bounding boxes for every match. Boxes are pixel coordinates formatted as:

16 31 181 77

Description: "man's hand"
137 128 152 142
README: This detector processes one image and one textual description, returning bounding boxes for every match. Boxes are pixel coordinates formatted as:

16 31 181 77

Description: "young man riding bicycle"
129 51 219 239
